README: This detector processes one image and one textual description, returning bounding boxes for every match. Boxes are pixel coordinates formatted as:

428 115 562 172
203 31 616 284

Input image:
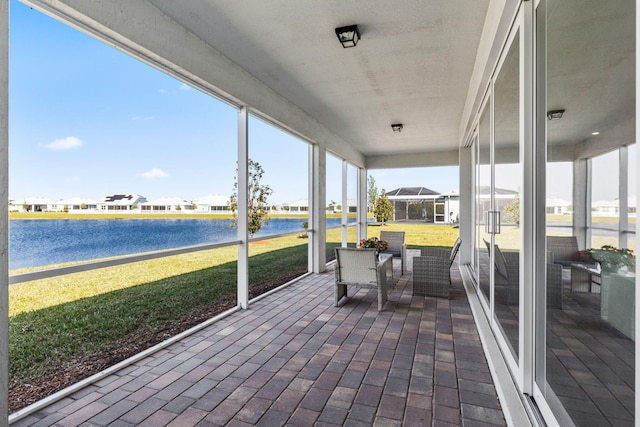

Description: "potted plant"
359 237 389 254
588 245 635 272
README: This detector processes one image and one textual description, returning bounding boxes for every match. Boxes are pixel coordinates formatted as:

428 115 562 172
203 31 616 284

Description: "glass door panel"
493 30 521 359
476 101 491 303
539 0 635 425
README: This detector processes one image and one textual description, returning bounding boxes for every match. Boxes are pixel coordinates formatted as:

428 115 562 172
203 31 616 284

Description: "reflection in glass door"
476 100 491 307
537 0 636 425
474 23 522 366
492 29 521 360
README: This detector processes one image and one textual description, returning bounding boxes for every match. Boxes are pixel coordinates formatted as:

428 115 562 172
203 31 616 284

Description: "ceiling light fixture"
391 123 403 133
592 131 600 136
547 109 565 120
335 25 361 48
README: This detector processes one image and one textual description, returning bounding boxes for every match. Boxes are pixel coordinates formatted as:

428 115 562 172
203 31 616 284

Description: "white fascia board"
458 0 519 146
24 0 365 167
366 149 460 169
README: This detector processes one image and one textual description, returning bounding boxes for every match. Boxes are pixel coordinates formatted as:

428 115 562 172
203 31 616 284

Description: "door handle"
486 210 501 235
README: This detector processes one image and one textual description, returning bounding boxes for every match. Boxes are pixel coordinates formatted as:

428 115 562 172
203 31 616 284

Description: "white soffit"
147 0 491 158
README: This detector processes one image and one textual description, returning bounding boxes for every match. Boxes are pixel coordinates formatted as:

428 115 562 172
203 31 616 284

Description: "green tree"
229 159 274 237
503 196 520 226
367 175 378 211
374 189 394 222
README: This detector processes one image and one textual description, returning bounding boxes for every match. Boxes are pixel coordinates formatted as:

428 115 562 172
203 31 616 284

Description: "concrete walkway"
13 254 506 426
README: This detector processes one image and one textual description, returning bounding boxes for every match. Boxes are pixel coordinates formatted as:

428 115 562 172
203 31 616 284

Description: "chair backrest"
546 236 579 261
449 238 462 266
380 231 405 252
483 238 509 279
335 248 378 285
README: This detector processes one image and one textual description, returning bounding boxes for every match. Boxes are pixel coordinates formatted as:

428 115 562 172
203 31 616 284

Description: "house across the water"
385 187 459 223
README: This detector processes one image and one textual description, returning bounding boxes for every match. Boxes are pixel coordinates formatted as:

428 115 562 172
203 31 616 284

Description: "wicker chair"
412 237 461 298
546 236 580 267
485 240 563 309
379 231 407 274
334 247 388 311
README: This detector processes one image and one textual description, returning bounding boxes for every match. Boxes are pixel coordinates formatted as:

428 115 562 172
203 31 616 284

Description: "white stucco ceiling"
146 0 491 158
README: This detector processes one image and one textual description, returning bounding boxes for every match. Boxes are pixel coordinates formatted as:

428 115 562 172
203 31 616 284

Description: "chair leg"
378 279 387 311
335 283 347 307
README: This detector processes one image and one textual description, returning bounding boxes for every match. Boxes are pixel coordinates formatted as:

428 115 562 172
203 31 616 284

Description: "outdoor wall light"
547 109 565 120
391 123 403 133
335 25 360 48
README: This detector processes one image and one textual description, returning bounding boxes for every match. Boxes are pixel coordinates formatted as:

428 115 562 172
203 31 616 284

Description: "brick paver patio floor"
13 252 506 426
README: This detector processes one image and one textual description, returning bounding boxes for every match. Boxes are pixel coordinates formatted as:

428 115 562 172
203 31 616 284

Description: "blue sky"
9 1 458 205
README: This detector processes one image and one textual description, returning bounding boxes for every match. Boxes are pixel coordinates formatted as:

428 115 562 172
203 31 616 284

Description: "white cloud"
179 83 191 91
139 168 169 180
40 136 84 151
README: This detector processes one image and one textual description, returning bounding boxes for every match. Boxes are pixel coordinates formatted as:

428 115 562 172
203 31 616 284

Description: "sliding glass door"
473 18 523 368
469 1 636 424
535 1 636 425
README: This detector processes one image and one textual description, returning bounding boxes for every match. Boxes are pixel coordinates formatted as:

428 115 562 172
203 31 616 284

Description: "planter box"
601 270 635 341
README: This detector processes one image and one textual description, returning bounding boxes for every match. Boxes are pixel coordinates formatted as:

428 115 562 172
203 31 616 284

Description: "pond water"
9 218 349 270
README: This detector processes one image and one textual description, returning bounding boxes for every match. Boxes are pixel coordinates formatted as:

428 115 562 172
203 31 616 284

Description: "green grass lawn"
9 236 304 379
366 223 459 248
9 212 354 220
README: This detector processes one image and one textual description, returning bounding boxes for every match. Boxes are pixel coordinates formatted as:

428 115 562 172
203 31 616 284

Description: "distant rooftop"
103 194 134 202
385 187 440 197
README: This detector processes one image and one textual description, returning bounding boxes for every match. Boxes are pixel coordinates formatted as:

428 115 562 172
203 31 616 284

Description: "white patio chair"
379 231 407 274
334 247 388 311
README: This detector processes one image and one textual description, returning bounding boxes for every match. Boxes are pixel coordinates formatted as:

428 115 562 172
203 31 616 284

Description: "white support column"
237 107 249 309
573 159 591 250
0 0 8 422
459 147 474 265
341 160 348 247
309 143 326 272
619 146 628 249
357 167 368 243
